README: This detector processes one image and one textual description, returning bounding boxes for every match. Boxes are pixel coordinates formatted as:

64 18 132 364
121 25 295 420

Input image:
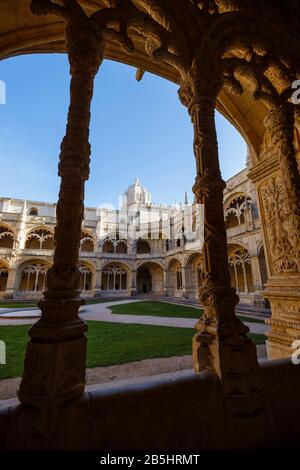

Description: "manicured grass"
248 334 266 345
85 299 118 305
0 302 37 309
0 321 193 380
86 321 194 369
238 315 265 324
0 299 118 309
110 301 265 324
110 301 204 319
0 322 265 380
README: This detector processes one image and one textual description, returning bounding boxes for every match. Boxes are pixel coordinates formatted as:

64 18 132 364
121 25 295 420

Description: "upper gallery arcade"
0 0 300 451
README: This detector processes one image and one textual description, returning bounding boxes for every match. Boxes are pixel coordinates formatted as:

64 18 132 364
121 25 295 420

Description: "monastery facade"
0 168 268 307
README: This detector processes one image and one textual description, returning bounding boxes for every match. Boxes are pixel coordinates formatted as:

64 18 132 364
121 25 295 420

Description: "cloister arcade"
0 224 15 249
224 193 252 229
166 258 183 297
184 252 203 299
0 0 300 452
80 232 95 252
0 261 8 292
101 262 129 293
136 261 164 294
25 228 55 250
102 237 128 254
228 244 254 294
17 259 51 297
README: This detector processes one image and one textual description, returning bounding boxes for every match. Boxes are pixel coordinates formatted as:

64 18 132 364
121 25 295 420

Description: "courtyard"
0 299 267 400
0 0 299 456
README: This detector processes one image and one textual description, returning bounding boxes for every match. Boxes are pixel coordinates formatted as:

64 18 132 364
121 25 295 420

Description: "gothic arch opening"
228 245 254 295
101 262 129 294
0 261 8 292
17 259 51 296
185 252 203 300
167 258 182 297
79 262 94 292
25 228 54 250
136 239 151 255
0 225 14 249
137 262 163 295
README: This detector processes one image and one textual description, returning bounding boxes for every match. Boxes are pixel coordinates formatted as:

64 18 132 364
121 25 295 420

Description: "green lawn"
0 298 116 309
0 321 265 380
237 315 265 324
110 301 265 324
111 301 204 319
0 302 38 309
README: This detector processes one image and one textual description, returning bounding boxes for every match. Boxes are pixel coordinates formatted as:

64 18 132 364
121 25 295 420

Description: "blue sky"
0 54 247 208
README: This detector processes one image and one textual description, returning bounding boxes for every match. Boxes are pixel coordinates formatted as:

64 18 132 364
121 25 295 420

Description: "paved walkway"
0 299 269 334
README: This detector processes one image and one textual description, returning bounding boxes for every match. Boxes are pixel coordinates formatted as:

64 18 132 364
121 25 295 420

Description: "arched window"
0 225 14 249
25 229 54 250
258 245 268 286
79 266 93 291
102 264 127 291
228 247 254 294
167 258 182 295
0 265 8 291
225 195 251 230
19 263 49 292
80 235 94 252
102 238 114 253
184 253 203 298
29 207 38 216
116 240 127 254
136 239 151 254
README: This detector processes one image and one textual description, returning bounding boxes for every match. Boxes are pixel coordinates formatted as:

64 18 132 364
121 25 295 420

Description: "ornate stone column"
252 103 300 358
181 266 187 298
179 76 263 416
18 19 104 414
131 269 137 296
249 255 266 308
4 268 16 299
163 269 167 296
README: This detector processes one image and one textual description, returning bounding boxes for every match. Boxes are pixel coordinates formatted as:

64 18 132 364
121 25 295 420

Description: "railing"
20 249 54 257
0 247 12 256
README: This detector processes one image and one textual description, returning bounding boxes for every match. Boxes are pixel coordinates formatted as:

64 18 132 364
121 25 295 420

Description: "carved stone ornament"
260 175 299 273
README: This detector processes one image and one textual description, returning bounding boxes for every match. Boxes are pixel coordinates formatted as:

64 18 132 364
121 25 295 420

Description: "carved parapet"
193 285 264 418
258 174 300 275
18 297 87 419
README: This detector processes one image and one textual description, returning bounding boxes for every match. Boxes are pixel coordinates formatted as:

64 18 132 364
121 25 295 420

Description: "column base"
18 297 87 408
3 290 14 299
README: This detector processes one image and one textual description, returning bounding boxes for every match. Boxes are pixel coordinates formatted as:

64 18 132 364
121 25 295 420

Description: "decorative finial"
184 191 188 205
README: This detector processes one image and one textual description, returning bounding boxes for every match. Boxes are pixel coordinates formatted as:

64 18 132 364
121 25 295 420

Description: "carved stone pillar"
251 104 300 359
18 21 103 414
163 270 167 296
181 266 187 298
4 268 16 299
179 78 263 416
249 255 266 308
131 269 137 296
